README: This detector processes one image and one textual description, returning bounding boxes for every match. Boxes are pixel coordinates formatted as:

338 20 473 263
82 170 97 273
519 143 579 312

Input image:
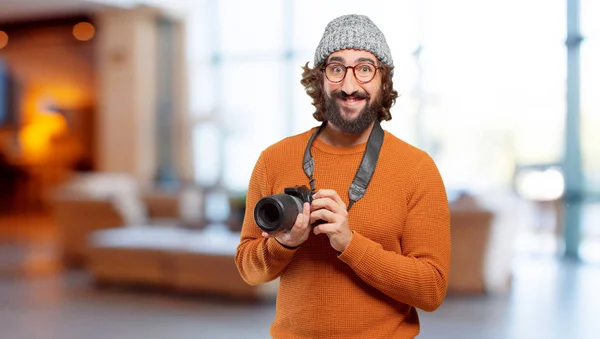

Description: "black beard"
323 90 382 135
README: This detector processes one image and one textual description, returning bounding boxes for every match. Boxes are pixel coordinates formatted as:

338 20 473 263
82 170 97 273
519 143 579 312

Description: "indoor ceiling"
0 0 109 23
0 0 186 24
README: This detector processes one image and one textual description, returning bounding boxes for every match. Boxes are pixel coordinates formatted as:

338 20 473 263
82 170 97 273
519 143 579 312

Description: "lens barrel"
254 194 303 233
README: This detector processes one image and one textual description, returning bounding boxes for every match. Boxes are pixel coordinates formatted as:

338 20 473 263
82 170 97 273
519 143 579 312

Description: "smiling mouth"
338 97 365 106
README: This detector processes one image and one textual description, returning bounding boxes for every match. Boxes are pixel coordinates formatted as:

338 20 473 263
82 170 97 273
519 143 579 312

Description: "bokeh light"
0 31 8 49
72 22 95 41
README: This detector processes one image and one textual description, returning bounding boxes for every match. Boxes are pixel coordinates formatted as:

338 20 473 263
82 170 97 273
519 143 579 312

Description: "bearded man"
236 14 451 339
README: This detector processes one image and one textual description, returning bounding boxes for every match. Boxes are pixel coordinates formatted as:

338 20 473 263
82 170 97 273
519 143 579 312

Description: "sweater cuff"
338 231 369 268
267 237 300 258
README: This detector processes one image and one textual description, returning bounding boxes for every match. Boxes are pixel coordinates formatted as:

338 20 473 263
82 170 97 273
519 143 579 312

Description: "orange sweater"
235 127 451 339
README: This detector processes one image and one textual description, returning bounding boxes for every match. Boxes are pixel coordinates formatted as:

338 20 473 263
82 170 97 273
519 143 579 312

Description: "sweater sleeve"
338 155 451 311
235 152 299 285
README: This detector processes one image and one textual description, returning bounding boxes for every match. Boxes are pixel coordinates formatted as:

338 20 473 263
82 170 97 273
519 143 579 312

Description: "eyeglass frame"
320 62 383 84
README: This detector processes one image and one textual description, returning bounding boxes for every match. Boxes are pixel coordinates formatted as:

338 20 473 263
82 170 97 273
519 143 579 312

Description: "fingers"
309 190 353 252
313 189 346 210
303 201 311 221
296 202 310 228
311 197 346 214
292 203 310 234
311 218 341 236
313 223 331 235
310 208 336 226
264 203 311 248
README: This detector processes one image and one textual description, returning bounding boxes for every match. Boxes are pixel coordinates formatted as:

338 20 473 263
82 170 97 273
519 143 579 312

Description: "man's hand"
310 189 353 252
262 202 311 248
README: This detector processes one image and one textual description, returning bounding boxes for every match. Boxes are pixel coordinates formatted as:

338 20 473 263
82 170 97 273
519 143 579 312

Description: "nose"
341 67 360 95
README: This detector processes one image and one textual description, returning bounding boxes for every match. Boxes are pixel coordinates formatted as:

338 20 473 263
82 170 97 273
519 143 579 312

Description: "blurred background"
0 0 599 338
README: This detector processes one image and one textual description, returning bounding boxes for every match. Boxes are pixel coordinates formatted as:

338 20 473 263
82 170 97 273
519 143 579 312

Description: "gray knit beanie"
314 14 393 68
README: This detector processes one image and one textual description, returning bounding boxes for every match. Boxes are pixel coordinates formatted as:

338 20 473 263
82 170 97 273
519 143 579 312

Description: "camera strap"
302 120 384 212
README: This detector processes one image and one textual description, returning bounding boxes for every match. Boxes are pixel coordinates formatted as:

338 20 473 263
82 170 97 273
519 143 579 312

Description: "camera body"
283 186 313 204
254 185 313 234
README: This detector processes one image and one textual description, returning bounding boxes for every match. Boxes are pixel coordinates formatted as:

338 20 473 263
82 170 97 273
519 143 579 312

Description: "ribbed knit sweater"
235 126 451 339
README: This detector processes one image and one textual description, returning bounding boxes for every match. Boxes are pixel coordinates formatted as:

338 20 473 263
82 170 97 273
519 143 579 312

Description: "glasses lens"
354 63 376 82
325 63 346 82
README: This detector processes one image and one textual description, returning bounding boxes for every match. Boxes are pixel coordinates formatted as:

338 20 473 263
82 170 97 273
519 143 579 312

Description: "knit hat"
314 14 393 68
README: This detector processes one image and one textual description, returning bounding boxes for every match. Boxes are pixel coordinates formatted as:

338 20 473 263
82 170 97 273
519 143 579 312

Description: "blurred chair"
53 198 127 267
87 225 277 301
87 226 184 287
447 188 533 295
169 225 277 300
50 172 147 267
143 184 205 229
143 189 181 221
448 194 494 294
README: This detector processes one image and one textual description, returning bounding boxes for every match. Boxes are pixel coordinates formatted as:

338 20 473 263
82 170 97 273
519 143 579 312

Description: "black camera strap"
302 120 384 212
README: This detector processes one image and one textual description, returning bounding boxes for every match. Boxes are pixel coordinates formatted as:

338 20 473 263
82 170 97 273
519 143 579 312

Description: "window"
581 0 600 194
418 0 565 192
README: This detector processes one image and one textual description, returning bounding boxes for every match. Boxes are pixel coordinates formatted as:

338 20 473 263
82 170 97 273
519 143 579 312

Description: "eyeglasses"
321 62 382 84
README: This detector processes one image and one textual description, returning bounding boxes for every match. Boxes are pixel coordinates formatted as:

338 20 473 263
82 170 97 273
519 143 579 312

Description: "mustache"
331 91 369 100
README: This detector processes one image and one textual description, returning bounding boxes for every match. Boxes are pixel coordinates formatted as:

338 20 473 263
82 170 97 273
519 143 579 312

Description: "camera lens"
262 204 280 223
254 194 303 233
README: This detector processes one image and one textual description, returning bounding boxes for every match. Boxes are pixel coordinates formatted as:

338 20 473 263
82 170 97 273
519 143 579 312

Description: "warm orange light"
0 31 8 49
20 117 67 162
72 22 95 42
18 86 80 163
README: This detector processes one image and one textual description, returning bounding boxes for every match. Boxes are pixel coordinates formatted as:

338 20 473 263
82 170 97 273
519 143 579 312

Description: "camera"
254 186 314 233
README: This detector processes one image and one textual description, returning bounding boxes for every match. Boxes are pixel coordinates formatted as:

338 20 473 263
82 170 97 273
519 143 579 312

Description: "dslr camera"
254 186 315 233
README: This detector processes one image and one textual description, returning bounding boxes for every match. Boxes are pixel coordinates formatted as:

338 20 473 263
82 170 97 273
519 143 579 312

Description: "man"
235 14 450 339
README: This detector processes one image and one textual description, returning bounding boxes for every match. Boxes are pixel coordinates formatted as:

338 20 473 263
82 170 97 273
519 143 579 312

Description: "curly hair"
300 61 399 122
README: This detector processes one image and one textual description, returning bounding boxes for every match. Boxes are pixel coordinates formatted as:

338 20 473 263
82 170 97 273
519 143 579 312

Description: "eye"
358 64 374 73
330 64 345 73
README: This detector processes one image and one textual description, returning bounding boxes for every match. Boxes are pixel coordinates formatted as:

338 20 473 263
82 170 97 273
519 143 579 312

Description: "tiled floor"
1 214 600 339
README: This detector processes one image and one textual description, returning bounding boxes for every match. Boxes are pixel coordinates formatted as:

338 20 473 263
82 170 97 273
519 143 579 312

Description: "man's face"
322 49 383 135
